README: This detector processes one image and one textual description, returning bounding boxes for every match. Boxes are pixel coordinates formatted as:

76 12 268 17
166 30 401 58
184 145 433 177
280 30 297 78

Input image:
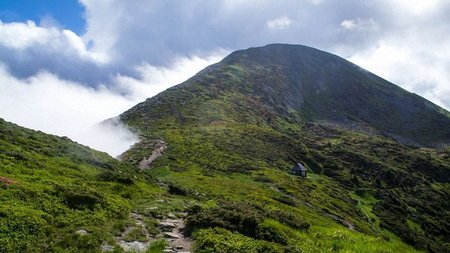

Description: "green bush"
168 183 190 196
194 227 283 253
0 209 48 252
97 170 134 185
185 200 263 237
61 187 104 210
268 209 310 230
256 223 288 245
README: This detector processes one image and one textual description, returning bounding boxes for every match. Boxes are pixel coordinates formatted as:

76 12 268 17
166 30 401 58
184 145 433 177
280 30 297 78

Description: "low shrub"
256 223 288 245
61 188 104 210
97 170 134 185
0 210 48 252
168 183 190 196
268 209 310 230
194 227 283 253
185 200 263 237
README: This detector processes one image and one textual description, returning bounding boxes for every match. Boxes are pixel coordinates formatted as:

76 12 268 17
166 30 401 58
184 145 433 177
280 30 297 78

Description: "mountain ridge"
122 44 450 147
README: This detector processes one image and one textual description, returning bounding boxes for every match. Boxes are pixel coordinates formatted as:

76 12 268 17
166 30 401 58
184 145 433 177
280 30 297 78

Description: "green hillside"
0 118 173 252
120 44 450 252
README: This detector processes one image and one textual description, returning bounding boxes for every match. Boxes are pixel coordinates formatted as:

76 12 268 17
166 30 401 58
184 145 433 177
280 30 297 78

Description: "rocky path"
103 211 192 252
138 140 167 170
114 212 152 252
160 215 192 253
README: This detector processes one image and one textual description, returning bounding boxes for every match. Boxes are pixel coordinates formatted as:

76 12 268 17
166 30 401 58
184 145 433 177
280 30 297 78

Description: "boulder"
75 229 88 236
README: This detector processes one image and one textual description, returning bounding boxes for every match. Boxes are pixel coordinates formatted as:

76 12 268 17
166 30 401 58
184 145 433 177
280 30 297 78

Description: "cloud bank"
0 0 449 156
0 52 225 156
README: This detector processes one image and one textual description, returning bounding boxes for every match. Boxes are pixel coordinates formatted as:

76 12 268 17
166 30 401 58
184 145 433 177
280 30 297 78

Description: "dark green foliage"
256 223 288 245
186 200 310 248
194 227 283 253
0 209 47 253
268 209 310 230
168 183 190 196
62 230 104 253
373 187 450 253
60 186 104 210
185 200 264 238
97 170 135 185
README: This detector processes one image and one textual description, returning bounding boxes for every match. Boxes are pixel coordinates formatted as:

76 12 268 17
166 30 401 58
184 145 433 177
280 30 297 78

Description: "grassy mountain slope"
120 44 450 252
0 118 175 252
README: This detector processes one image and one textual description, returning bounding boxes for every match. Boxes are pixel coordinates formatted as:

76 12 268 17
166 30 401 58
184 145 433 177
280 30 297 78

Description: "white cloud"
114 52 227 99
0 65 136 156
267 16 292 30
0 20 105 62
390 0 440 15
348 40 450 110
0 20 50 49
309 0 324 5
340 18 378 32
340 0 450 110
340 19 356 30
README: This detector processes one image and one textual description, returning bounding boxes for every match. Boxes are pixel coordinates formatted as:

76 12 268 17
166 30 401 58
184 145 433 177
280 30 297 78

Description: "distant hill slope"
120 44 450 252
123 44 450 147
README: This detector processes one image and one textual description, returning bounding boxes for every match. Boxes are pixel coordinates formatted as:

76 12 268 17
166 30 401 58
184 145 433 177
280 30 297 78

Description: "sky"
0 0 449 156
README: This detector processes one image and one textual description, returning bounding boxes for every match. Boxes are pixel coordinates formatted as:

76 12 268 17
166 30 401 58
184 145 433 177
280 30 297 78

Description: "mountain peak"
123 44 450 147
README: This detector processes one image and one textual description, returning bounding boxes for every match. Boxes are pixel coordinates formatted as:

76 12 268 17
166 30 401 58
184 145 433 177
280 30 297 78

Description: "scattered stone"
164 219 180 224
159 222 177 231
164 232 180 239
75 229 88 236
176 245 184 249
168 213 176 219
131 212 142 220
118 240 149 252
100 243 114 252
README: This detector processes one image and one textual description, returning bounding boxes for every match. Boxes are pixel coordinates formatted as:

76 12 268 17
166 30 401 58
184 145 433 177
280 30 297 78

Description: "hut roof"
293 163 307 171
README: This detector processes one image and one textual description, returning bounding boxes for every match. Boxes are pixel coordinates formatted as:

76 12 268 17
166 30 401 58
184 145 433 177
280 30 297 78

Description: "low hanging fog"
0 53 225 157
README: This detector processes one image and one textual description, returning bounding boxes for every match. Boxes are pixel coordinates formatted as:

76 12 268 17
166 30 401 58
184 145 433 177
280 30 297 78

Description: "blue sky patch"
0 0 85 34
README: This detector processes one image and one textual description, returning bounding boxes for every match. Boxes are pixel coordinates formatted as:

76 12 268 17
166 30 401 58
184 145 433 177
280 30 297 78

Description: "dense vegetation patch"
0 119 164 252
